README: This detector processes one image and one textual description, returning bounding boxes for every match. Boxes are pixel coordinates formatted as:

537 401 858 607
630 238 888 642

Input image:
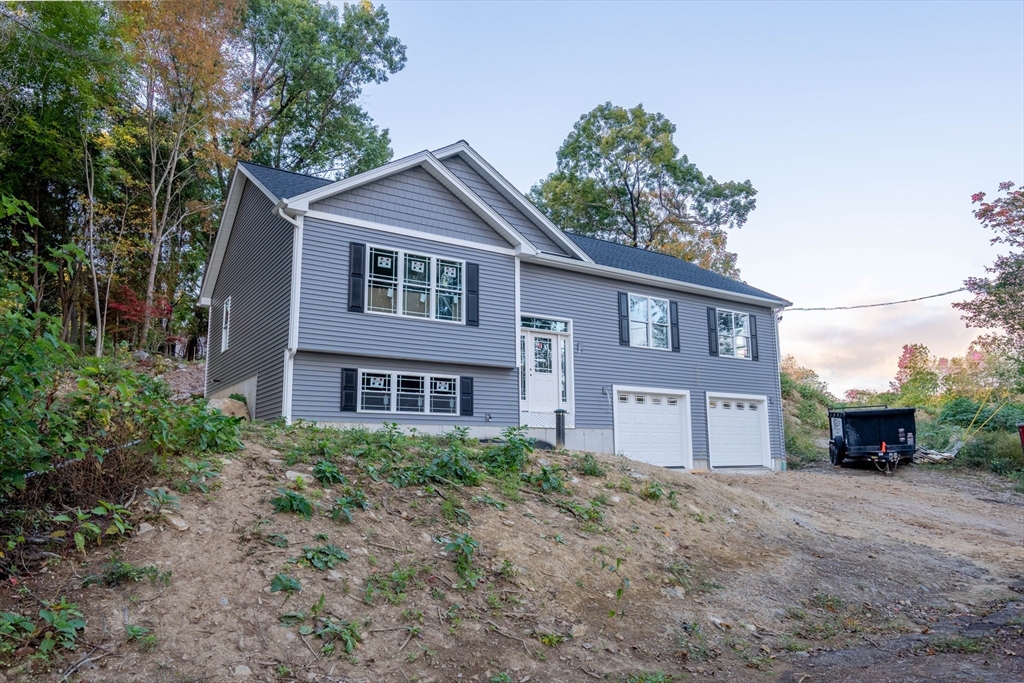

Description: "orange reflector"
881 441 887 453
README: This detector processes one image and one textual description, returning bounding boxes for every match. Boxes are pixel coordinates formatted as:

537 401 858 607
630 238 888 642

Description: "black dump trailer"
828 407 917 470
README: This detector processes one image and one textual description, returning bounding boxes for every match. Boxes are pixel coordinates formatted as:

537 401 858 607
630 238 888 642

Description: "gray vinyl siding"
520 263 784 459
440 155 569 256
291 351 519 425
310 166 511 248
206 180 291 419
298 216 517 368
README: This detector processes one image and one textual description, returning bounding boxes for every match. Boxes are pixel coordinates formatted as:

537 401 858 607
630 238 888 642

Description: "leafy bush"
0 324 240 509
271 489 314 519
312 459 347 485
938 397 1024 432
479 426 535 474
570 453 606 477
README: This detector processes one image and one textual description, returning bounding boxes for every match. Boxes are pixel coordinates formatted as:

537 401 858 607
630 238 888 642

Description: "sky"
345 0 1024 395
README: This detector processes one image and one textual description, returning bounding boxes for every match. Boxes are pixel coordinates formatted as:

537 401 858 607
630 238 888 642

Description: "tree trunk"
138 217 162 351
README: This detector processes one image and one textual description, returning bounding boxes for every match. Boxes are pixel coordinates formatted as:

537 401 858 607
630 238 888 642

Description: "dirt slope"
2 437 1022 683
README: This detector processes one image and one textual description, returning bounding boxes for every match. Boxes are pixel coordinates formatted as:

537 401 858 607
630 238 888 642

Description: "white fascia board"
280 151 536 254
523 253 791 309
432 141 594 264
199 164 280 306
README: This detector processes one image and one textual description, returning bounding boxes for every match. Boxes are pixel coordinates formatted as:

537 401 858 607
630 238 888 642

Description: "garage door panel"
615 390 691 468
708 396 766 467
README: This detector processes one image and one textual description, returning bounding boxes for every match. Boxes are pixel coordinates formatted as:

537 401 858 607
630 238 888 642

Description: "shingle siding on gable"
297 216 517 368
310 166 511 248
519 262 784 460
206 180 291 419
440 155 568 256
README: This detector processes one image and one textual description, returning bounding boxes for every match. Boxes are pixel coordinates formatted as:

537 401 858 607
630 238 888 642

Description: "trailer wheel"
829 437 846 466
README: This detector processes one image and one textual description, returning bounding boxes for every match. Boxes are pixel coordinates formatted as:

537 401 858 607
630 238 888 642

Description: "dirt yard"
2 435 1021 683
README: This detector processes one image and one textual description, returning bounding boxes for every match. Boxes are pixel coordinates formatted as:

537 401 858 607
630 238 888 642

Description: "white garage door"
707 396 767 467
614 388 691 468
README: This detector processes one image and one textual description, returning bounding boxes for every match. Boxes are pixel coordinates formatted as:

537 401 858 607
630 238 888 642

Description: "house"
199 142 792 470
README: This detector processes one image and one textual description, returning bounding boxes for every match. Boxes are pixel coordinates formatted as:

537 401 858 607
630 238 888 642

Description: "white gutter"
522 252 792 309
277 201 303 424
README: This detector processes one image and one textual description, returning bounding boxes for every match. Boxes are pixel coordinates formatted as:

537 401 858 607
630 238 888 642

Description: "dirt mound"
2 427 1021 682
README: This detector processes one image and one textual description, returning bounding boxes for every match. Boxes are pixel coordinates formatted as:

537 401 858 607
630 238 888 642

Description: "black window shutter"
460 377 474 416
617 292 630 345
670 301 680 352
348 243 365 313
340 368 358 412
749 315 759 361
706 307 719 356
466 262 479 327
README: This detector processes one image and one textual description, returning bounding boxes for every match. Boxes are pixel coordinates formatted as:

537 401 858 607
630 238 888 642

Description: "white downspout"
277 202 303 424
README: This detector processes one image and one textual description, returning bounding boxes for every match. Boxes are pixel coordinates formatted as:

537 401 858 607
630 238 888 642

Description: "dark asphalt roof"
238 161 334 200
565 233 789 305
236 161 788 305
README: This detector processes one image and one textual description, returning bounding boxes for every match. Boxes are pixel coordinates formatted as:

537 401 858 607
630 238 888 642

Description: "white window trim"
364 244 467 325
356 368 461 416
518 313 575 415
627 293 671 351
220 296 232 353
715 308 752 360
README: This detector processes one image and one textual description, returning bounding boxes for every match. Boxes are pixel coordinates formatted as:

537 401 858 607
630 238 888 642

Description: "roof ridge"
238 160 333 182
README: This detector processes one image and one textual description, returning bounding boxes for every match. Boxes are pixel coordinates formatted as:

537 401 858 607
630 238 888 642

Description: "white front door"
527 332 558 412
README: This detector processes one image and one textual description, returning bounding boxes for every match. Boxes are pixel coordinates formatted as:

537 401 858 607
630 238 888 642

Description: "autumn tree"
120 0 241 350
530 102 757 277
229 0 406 178
953 182 1024 361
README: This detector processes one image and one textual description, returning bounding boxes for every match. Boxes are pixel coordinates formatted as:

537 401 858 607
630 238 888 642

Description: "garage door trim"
705 391 771 469
612 384 694 469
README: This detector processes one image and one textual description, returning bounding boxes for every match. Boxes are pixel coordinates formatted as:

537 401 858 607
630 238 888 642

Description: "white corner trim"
431 141 594 264
705 391 773 470
281 210 303 424
523 252 790 308
302 210 517 256
281 150 538 255
199 164 281 306
611 385 694 469
282 348 294 424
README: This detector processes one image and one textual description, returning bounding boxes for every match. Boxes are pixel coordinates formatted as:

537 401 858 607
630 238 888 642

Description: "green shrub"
479 426 535 474
938 397 1024 433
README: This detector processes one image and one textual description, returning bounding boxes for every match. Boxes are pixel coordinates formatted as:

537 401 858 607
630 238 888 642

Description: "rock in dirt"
232 664 251 676
285 470 308 482
160 512 190 531
663 587 685 600
570 624 588 638
131 350 149 361
136 522 156 536
208 397 249 419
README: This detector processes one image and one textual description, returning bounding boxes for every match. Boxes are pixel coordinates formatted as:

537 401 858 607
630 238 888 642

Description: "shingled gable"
282 150 536 253
431 141 593 263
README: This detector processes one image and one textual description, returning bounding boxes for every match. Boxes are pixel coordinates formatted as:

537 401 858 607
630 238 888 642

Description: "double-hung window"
358 370 459 415
628 294 670 350
717 309 751 359
367 246 464 323
221 296 232 352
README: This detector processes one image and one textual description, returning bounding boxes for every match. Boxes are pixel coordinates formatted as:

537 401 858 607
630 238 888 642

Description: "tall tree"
230 0 406 178
121 0 241 350
953 182 1024 359
530 102 756 277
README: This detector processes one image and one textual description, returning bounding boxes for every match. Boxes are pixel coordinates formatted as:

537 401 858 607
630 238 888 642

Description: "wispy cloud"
779 301 982 396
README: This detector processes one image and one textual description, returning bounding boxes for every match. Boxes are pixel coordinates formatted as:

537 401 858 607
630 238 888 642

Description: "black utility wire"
787 288 966 312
